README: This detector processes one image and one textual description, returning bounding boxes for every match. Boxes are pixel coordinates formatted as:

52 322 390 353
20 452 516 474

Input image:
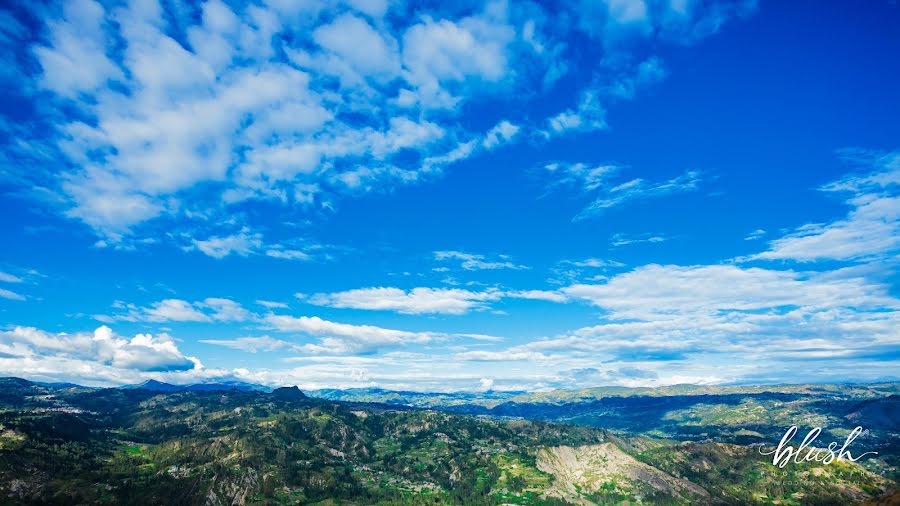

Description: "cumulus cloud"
400 6 515 108
22 0 518 243
482 120 520 149
5 0 756 249
0 326 199 379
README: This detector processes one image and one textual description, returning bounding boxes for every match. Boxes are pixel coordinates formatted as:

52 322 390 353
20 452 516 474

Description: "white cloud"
574 0 756 44
434 250 529 271
563 264 898 319
545 89 607 136
308 287 503 315
256 299 289 309
744 228 766 240
542 57 667 138
200 335 297 353
543 162 621 192
609 232 668 247
13 0 757 251
190 227 315 261
400 7 515 108
102 298 253 323
0 288 25 301
603 57 668 100
456 350 550 362
505 290 568 303
435 261 900 386
265 248 312 261
191 228 263 259
312 13 400 81
575 170 702 219
265 314 437 353
27 0 489 242
541 163 702 220
564 258 625 268
0 272 24 283
306 286 567 314
482 120 520 149
749 151 900 262
142 299 212 322
203 297 253 322
345 0 389 18
0 326 199 377
32 0 122 97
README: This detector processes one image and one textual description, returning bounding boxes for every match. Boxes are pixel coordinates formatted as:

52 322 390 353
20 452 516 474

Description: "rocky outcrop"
536 442 709 504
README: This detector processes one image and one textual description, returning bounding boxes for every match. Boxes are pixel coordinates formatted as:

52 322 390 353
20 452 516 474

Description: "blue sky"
0 0 898 390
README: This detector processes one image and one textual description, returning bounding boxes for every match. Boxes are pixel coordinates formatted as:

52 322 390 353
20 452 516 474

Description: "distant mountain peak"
120 379 269 393
271 386 306 401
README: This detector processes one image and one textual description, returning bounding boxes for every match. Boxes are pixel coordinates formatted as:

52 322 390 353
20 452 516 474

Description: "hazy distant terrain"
0 378 897 505
310 383 900 450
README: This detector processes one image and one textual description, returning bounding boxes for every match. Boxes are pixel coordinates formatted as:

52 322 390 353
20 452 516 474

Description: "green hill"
0 378 895 505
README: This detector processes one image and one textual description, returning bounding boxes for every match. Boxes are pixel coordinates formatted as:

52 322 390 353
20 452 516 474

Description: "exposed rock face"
536 443 709 504
204 467 259 506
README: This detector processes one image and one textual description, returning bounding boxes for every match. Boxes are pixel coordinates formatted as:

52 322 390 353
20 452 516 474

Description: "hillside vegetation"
0 378 896 505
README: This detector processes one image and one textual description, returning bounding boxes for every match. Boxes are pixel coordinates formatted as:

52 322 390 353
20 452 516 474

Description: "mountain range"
0 377 897 505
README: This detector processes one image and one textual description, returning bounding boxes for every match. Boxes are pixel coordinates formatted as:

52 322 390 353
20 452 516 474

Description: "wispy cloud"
542 57 668 138
200 335 298 353
0 272 24 283
433 251 529 271
744 229 766 240
0 288 26 301
307 286 567 315
187 227 319 261
264 314 438 354
99 298 253 324
256 300 289 309
575 170 703 220
610 232 669 247
541 162 703 220
748 150 900 262
308 287 503 315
